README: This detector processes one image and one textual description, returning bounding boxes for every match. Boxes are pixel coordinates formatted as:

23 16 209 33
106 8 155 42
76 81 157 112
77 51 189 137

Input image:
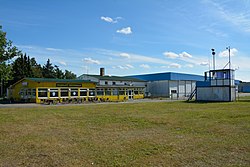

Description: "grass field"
0 101 249 167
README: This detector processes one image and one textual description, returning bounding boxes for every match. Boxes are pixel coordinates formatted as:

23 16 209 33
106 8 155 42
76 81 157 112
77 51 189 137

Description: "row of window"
37 88 144 98
19 89 36 98
19 88 144 99
38 88 96 98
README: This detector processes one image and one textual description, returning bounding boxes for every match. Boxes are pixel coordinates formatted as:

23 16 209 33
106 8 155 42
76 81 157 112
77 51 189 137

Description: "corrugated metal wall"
146 80 196 99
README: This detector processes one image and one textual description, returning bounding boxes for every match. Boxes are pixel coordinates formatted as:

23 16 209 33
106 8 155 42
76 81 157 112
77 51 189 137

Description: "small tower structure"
195 47 236 102
196 69 236 101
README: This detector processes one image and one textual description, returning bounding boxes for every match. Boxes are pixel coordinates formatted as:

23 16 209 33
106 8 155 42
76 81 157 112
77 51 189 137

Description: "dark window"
105 89 111 95
171 90 177 93
61 89 69 97
97 89 104 96
50 89 59 97
80 89 87 96
38 89 48 97
112 82 116 85
89 89 96 96
71 89 78 96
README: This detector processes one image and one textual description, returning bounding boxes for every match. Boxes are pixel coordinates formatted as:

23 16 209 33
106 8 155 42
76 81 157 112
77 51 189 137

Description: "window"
171 90 177 93
105 81 108 85
27 89 31 96
105 89 111 96
32 89 36 97
119 89 125 95
80 89 87 96
112 82 116 85
49 89 59 98
61 88 69 97
112 89 118 95
38 88 48 98
139 88 144 94
71 89 78 97
89 89 96 96
97 88 104 96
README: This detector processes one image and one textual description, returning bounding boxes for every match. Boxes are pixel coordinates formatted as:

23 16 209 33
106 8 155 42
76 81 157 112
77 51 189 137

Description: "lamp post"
226 46 231 69
211 48 216 70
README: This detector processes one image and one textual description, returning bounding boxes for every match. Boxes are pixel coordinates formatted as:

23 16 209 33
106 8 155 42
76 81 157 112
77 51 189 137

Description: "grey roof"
78 74 146 82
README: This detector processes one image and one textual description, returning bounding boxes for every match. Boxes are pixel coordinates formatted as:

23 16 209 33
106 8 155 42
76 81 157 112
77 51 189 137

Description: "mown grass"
0 101 249 166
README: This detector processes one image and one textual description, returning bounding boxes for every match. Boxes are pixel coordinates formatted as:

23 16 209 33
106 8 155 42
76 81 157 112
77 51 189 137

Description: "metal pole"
211 49 216 70
226 46 231 101
229 46 231 70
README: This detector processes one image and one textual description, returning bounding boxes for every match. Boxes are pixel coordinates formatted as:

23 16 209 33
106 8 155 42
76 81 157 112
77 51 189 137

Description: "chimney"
100 68 105 76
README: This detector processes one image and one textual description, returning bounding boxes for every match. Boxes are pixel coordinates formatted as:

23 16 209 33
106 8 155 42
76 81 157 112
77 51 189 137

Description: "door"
128 89 134 100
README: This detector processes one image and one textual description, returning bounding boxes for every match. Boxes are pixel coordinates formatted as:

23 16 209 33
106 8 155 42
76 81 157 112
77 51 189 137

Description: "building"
128 72 204 99
7 78 96 103
8 75 145 103
78 68 146 100
196 69 236 101
238 82 250 93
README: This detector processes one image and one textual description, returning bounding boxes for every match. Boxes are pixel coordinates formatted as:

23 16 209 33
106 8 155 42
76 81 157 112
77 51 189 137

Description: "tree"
30 57 43 78
54 65 64 79
42 59 55 78
64 70 76 79
0 25 20 96
12 53 33 82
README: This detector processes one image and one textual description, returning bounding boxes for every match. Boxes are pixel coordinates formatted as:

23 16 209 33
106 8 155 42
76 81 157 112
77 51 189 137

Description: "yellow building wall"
10 79 96 102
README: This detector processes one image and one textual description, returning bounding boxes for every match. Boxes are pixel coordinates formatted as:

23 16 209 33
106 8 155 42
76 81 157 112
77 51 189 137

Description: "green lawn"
0 101 249 167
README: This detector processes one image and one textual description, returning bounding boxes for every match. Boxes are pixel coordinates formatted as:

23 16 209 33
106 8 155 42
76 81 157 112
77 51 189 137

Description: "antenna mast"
211 48 216 70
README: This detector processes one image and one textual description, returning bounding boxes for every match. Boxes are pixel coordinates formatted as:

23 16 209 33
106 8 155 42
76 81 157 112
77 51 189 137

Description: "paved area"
1 93 249 109
0 98 179 108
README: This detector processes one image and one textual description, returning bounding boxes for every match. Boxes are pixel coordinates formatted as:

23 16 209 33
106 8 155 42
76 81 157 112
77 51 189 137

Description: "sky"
1 0 250 81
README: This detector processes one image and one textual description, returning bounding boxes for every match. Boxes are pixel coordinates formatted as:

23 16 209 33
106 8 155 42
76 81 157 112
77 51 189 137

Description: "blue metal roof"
128 72 204 81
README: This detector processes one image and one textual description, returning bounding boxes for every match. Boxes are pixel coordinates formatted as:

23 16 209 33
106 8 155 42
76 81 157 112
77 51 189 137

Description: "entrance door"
128 89 134 100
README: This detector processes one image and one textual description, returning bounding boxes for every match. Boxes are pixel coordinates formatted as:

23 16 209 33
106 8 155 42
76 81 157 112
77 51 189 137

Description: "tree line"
0 25 77 97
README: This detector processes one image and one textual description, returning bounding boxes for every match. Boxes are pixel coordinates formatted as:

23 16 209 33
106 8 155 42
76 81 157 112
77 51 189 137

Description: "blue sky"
1 0 250 81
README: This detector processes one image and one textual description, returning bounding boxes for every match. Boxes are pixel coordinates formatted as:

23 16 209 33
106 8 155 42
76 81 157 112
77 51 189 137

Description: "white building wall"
196 87 236 101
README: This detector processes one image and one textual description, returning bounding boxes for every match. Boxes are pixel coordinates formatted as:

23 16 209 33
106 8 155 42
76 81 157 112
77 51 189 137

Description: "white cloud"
219 48 238 57
16 45 34 50
83 57 101 64
94 48 172 65
46 47 62 52
119 53 130 58
164 51 192 59
117 65 127 69
185 64 194 68
100 16 116 23
200 61 209 66
179 52 192 58
125 64 134 68
113 64 134 70
116 27 132 35
163 52 179 59
169 63 181 68
100 16 122 23
59 61 67 66
205 0 250 33
140 64 150 69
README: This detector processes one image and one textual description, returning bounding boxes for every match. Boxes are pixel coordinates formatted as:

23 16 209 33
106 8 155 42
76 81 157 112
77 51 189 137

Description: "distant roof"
127 72 204 81
25 77 95 83
78 74 146 82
